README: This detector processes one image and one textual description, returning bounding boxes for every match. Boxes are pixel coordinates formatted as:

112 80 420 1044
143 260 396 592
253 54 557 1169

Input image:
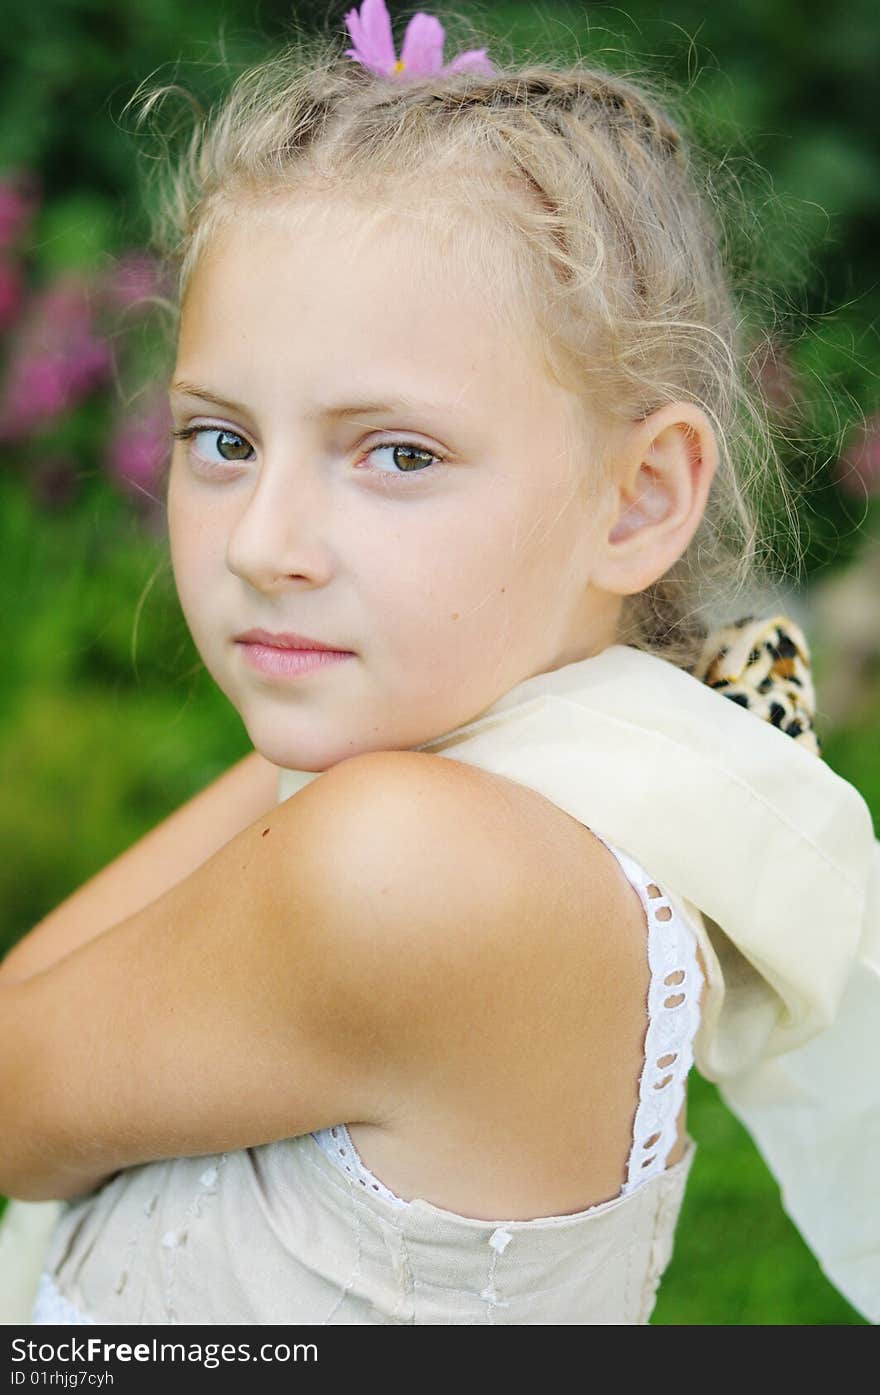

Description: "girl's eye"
170 427 254 466
171 427 444 481
359 441 443 479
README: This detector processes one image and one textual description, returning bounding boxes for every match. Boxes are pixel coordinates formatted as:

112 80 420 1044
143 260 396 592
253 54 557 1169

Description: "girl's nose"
225 458 334 592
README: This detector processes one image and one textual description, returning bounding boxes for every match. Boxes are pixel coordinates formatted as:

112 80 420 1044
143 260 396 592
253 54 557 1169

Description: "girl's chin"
241 726 357 774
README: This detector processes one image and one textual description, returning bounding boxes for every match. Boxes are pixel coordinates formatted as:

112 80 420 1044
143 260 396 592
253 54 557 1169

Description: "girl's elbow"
0 1176 58 1204
0 980 115 1201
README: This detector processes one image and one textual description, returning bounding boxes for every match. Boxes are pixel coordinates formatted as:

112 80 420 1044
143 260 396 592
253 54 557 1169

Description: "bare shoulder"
308 744 623 884
317 745 651 933
300 748 663 1216
307 745 652 983
299 748 653 1099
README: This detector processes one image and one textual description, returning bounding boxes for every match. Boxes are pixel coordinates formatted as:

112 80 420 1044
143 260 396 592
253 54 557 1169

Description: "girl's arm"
0 750 647 1205
0 750 454 1200
0 749 283 988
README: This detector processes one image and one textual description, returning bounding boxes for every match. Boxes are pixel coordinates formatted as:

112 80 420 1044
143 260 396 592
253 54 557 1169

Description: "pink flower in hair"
343 0 495 79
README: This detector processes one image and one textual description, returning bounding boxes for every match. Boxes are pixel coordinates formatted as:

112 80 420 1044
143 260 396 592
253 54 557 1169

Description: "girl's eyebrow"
168 381 453 421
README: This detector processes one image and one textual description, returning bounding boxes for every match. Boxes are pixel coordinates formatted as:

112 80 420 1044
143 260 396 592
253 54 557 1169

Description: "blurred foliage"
0 473 252 936
1 0 878 1324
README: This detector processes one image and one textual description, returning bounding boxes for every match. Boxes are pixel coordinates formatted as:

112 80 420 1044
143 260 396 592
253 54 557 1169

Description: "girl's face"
167 196 622 770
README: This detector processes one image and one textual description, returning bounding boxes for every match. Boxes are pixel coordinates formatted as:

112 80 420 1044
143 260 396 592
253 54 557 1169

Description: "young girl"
1 2 878 1325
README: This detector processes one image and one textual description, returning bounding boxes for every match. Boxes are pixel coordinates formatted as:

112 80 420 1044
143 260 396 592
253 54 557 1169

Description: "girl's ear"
591 402 718 597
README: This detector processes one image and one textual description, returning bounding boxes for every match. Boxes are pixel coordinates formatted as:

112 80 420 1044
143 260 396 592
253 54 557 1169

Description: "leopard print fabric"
687 613 822 758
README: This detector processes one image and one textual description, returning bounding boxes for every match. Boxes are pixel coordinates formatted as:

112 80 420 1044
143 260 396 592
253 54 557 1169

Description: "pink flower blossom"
343 0 495 79
834 413 880 499
106 394 173 503
0 274 114 439
0 172 41 249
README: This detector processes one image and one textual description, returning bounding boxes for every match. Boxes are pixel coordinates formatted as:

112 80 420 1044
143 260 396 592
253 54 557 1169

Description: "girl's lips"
234 627 353 652
236 642 355 678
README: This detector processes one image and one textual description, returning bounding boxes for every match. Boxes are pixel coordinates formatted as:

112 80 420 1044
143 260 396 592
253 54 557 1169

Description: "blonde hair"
125 11 807 672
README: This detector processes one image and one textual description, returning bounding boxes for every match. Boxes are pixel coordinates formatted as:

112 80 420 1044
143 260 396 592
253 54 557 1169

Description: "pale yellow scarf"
3 619 878 1323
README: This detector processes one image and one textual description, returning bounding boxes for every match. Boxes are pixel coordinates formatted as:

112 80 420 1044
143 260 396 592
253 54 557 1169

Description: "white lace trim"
590 833 704 1193
312 834 703 1206
313 1122 408 1205
31 1270 96 1324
